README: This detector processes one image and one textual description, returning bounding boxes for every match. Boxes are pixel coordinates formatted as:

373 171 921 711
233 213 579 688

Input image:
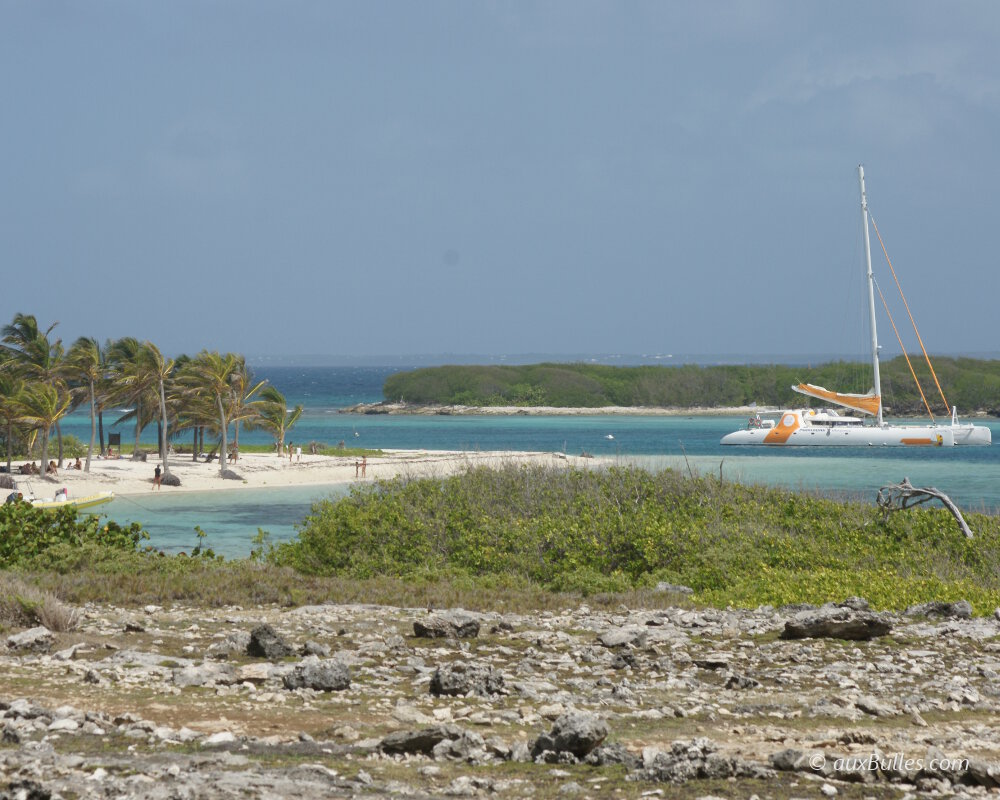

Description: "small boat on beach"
722 165 991 448
6 483 114 511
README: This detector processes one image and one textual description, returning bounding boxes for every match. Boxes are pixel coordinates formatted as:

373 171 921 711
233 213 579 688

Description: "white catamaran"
722 166 991 447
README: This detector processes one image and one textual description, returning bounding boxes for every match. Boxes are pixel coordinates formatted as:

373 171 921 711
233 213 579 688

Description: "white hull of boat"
721 409 990 447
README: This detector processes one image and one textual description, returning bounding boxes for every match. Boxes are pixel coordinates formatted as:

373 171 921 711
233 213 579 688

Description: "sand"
9 449 576 502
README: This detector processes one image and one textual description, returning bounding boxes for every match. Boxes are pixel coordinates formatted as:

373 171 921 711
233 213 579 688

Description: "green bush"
0 500 148 568
268 464 1000 612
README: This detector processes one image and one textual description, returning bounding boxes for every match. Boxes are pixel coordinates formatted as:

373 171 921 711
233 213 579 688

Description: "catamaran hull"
721 425 991 446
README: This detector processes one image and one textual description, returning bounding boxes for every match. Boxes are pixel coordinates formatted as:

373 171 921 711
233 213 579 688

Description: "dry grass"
0 572 80 631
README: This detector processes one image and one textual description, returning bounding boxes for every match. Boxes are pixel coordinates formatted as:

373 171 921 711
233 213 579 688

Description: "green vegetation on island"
382 358 1000 414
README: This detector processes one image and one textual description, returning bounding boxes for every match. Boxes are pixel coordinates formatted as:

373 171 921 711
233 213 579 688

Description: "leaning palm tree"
226 356 267 458
64 336 105 472
107 337 159 459
246 384 303 458
142 341 175 477
180 351 241 478
16 382 71 480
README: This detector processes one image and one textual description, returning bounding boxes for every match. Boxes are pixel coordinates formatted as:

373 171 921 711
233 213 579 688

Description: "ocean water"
56 366 1000 558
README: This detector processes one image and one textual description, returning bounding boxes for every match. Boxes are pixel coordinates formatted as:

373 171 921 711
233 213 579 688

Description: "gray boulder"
643 738 775 783
429 662 505 697
780 607 891 641
531 712 608 760
283 659 350 692
247 624 294 659
413 610 480 639
6 626 53 654
904 600 973 619
380 724 464 755
173 663 236 688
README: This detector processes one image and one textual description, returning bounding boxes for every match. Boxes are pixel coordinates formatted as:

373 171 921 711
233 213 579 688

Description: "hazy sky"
3 2 998 362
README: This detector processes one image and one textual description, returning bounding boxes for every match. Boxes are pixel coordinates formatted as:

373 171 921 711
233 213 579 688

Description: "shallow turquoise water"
102 484 350 558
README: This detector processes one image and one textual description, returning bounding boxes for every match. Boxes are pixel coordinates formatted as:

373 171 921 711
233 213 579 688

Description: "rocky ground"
2 597 1000 799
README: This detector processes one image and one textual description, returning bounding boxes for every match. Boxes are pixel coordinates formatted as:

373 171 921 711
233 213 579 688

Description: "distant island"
364 358 1000 416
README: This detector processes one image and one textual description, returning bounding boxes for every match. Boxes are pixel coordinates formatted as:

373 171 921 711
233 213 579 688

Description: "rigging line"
869 214 950 414
109 494 160 513
873 278 935 422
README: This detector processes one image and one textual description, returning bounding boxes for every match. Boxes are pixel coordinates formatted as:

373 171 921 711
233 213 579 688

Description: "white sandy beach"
9 449 576 502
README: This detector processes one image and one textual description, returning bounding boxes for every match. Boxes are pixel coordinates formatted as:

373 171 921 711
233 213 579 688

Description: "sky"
2 1 999 363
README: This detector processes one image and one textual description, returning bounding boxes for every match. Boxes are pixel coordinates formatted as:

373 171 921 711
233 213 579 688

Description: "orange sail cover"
792 383 881 416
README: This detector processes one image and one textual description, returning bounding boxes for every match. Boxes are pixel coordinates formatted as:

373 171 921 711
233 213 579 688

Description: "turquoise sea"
57 366 1000 558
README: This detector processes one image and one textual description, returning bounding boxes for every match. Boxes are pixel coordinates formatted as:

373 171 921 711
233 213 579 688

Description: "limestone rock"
531 712 608 759
283 659 350 692
780 607 891 641
413 611 480 639
247 624 294 659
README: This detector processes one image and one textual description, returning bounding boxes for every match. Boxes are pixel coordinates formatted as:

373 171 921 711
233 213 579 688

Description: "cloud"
148 119 245 197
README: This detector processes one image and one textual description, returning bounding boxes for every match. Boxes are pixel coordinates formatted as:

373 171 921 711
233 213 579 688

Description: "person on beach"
354 460 360 478
361 455 367 478
153 464 162 490
47 460 58 476
288 442 293 465
296 444 302 463
74 457 82 470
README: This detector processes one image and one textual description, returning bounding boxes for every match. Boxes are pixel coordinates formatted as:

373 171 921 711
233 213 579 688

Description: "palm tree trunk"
133 397 142 459
40 429 50 482
98 408 105 455
86 380 96 472
56 421 63 467
192 427 198 461
216 395 228 478
5 422 12 474
159 377 170 475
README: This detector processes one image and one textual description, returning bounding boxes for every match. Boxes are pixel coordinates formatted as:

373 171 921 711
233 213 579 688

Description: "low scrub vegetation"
0 500 147 567
267 463 1000 613
6 465 1000 616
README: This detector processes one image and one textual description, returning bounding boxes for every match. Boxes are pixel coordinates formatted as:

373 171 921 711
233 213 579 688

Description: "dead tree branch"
877 476 973 539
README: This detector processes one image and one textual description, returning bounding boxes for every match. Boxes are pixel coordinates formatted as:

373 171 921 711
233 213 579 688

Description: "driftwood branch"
877 477 974 539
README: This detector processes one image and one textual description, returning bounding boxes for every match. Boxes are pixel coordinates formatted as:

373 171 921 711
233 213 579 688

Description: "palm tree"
16 382 71 479
64 336 105 471
142 341 175 476
226 356 267 458
107 337 159 459
181 351 241 477
2 313 68 465
247 385 303 458
0 366 28 474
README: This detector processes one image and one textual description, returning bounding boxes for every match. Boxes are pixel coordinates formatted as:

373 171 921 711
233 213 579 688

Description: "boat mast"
858 164 883 427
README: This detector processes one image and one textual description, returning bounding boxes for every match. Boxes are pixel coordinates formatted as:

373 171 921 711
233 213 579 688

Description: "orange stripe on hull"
764 413 801 444
901 436 944 446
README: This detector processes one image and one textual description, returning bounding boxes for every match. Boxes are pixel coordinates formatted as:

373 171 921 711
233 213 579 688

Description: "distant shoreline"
341 402 997 419
341 402 773 417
